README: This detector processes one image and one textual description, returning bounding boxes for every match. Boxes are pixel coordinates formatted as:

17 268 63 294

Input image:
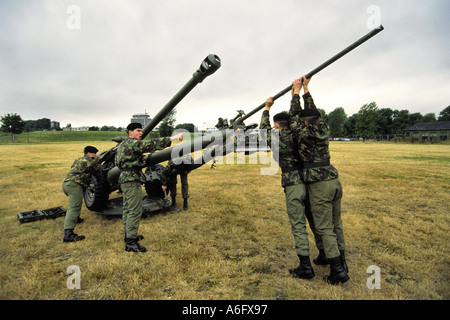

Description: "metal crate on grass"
17 210 45 223
42 206 66 219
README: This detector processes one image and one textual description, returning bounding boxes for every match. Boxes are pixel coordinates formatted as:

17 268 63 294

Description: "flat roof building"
404 121 450 141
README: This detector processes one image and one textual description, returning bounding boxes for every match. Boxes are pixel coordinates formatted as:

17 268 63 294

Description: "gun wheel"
84 174 109 212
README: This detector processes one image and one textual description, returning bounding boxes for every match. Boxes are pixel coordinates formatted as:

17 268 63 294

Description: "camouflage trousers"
284 183 321 256
307 178 346 259
62 180 83 230
168 173 189 199
121 181 143 239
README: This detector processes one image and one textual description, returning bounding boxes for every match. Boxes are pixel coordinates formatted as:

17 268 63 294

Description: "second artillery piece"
83 54 223 215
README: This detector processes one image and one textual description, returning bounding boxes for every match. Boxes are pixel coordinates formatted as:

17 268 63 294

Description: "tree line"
322 104 450 141
2 104 449 143
0 111 197 143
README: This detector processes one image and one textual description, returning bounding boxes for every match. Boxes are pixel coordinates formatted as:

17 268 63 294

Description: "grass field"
0 140 448 300
0 130 165 144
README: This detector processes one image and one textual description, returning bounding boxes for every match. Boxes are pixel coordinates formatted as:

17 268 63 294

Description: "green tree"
175 123 195 132
355 102 379 142
36 118 51 130
438 106 450 121
343 114 357 138
392 109 411 134
409 112 424 126
1 113 26 143
376 108 395 137
23 118 51 131
328 107 347 138
159 109 176 136
422 113 436 122
318 108 328 123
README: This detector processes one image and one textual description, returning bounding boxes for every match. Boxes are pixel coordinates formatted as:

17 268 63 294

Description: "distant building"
63 126 90 131
131 112 151 127
50 121 60 129
74 126 90 131
404 121 450 141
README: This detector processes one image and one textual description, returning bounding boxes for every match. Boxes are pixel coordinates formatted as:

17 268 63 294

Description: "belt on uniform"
121 167 142 172
303 160 330 169
281 166 302 173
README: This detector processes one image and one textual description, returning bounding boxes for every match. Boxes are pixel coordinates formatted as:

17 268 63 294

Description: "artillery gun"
216 25 384 154
83 54 222 215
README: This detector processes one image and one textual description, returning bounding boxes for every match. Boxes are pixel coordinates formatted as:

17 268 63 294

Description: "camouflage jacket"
63 155 102 188
260 110 302 188
115 137 172 184
289 92 339 182
160 155 193 186
160 161 181 187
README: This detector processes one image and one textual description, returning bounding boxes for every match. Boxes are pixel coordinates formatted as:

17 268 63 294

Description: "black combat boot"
313 249 329 266
125 238 147 252
171 197 177 208
183 198 188 210
340 250 349 273
63 229 85 242
289 255 315 279
323 256 349 285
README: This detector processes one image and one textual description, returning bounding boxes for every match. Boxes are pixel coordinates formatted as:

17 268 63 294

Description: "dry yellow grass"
0 141 449 300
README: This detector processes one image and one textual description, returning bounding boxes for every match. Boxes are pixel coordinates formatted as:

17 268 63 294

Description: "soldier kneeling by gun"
160 155 193 211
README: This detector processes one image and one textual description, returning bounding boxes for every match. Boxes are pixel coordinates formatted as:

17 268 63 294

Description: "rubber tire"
83 174 110 212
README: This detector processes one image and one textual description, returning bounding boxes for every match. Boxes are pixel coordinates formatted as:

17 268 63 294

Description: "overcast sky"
1 0 449 129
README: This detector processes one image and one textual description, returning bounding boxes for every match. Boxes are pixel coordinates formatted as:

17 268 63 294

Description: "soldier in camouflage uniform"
289 76 349 284
62 146 102 242
160 154 193 211
260 99 316 279
115 122 184 252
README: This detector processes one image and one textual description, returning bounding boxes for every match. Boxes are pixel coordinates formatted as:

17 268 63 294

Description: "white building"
63 126 90 131
131 112 151 127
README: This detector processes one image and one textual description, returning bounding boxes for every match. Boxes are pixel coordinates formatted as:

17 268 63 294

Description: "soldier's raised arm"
259 97 274 146
289 78 304 132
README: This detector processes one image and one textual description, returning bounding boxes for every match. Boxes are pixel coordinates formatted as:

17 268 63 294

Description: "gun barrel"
239 25 384 123
141 54 221 139
107 130 229 183
145 130 228 165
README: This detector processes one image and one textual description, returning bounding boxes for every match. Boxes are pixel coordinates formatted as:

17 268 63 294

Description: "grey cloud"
1 0 449 129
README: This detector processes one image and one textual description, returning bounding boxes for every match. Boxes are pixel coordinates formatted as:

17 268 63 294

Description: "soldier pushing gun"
62 146 112 242
289 76 349 284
